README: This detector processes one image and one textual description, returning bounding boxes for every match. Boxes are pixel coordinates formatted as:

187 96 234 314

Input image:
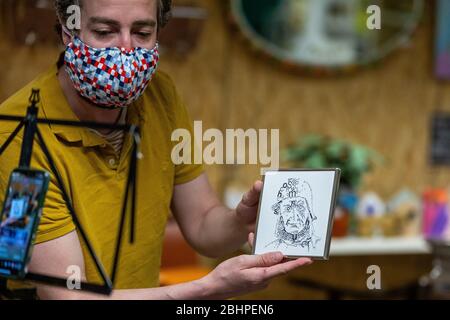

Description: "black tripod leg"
110 129 141 282
129 128 142 245
25 273 111 295
129 139 138 244
0 120 25 156
111 148 134 283
35 127 113 293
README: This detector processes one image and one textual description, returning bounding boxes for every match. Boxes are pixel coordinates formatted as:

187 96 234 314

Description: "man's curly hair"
54 0 172 37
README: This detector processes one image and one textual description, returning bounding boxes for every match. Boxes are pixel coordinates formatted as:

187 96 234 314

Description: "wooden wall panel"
224 3 450 199
1 0 450 200
158 0 229 189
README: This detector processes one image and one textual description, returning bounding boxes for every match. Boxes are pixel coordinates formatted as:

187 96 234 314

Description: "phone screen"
0 170 49 278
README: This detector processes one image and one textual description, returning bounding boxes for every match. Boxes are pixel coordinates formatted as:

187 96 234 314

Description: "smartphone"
0 168 50 279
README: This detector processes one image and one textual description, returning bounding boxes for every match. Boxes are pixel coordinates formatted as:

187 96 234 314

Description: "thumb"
240 252 284 268
240 181 263 208
248 232 255 249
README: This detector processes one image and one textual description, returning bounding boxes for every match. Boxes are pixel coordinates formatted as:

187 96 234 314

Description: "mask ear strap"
62 26 75 39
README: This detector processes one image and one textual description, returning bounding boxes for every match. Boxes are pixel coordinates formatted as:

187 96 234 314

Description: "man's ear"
62 31 71 46
57 17 72 46
61 27 72 46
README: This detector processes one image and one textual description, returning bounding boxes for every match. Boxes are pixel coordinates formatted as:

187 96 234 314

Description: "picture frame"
253 169 341 260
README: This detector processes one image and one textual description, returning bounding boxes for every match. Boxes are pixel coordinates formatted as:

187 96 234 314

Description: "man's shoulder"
146 69 177 98
0 68 54 134
142 69 188 122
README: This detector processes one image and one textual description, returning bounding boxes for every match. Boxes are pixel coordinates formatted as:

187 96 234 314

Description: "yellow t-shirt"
0 65 203 290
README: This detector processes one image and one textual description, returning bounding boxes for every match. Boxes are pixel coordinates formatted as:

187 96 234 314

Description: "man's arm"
28 231 208 300
171 173 261 258
28 230 311 299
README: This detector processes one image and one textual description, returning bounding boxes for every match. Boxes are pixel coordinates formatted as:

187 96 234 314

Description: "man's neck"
57 67 123 134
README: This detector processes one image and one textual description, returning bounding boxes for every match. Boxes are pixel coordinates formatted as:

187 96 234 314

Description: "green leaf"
303 152 327 168
281 134 383 190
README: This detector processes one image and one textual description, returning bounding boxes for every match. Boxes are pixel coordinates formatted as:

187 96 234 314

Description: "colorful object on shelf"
333 189 358 237
356 192 386 237
339 190 359 212
357 192 385 218
422 189 450 241
387 189 422 237
435 0 450 80
332 206 349 238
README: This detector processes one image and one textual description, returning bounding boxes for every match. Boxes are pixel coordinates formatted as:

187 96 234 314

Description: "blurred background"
1 0 450 299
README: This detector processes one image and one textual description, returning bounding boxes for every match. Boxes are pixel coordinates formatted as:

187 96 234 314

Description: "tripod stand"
0 89 141 296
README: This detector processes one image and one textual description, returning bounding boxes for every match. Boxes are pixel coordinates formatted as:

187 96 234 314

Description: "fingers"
263 258 313 279
248 232 255 249
241 180 263 207
239 251 284 268
253 180 263 192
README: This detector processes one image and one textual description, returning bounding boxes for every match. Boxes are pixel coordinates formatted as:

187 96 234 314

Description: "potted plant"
283 134 382 190
283 134 383 236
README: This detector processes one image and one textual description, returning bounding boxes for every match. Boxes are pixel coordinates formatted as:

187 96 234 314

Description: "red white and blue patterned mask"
64 35 159 108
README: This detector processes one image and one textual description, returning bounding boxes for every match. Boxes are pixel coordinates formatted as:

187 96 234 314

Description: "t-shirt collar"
39 64 145 147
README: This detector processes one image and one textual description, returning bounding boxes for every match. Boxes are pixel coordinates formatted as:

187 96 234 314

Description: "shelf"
330 236 431 256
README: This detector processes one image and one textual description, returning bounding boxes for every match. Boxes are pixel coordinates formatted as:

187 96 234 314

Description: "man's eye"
135 32 152 38
94 30 113 37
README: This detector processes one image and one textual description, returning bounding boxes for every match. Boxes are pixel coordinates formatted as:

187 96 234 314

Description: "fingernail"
273 252 283 261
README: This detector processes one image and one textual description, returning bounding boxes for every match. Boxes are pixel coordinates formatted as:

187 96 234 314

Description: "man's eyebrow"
88 17 121 28
132 19 157 29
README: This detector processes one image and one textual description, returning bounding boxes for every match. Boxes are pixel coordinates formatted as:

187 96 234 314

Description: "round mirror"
230 0 424 74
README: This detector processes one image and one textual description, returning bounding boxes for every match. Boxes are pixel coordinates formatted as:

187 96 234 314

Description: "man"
0 0 312 299
266 179 320 251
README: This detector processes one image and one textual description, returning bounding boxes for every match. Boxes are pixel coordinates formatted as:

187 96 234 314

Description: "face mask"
63 32 159 108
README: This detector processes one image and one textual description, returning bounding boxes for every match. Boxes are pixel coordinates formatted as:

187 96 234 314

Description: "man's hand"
194 232 312 299
198 250 312 299
235 180 263 232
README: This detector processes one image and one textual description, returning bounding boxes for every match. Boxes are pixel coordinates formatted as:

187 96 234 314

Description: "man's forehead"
82 0 158 22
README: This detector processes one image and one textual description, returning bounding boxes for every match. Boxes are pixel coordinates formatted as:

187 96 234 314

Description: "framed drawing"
253 169 340 260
